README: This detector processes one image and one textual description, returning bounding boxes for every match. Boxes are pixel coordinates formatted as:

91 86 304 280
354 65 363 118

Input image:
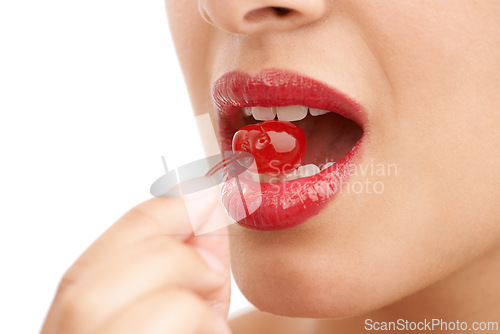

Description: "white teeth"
260 173 280 183
276 105 308 122
309 108 329 116
243 163 327 183
321 162 335 171
251 106 276 121
297 164 321 178
284 169 298 181
246 105 330 120
243 169 260 182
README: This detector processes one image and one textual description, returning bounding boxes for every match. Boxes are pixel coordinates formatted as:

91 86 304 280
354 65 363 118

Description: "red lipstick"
213 69 367 230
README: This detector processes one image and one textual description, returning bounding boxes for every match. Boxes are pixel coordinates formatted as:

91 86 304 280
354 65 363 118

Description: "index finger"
107 196 201 243
82 197 197 261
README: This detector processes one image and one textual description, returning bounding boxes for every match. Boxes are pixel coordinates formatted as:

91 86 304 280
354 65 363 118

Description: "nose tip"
199 1 327 35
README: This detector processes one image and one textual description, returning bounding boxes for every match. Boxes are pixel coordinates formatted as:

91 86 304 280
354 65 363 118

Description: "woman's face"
165 0 500 317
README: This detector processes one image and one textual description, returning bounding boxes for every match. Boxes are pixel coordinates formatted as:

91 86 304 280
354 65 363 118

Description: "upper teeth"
309 108 329 116
244 105 329 121
251 106 276 120
276 105 308 121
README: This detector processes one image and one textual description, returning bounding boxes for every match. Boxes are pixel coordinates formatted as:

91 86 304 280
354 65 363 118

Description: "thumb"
192 231 231 319
189 229 231 321
181 178 232 319
181 177 231 270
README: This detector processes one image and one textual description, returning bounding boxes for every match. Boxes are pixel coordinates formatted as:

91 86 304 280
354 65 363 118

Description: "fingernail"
195 247 226 274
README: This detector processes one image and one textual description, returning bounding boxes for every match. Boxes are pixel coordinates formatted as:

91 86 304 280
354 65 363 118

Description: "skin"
168 0 500 329
42 1 500 333
42 197 233 334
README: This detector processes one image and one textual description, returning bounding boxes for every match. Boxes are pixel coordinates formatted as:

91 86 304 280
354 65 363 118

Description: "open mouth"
232 105 363 183
213 69 367 230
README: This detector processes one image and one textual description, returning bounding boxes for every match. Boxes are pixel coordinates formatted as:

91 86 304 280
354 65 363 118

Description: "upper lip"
212 68 367 133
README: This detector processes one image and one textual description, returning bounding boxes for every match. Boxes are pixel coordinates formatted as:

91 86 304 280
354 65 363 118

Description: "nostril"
245 6 294 22
271 7 292 16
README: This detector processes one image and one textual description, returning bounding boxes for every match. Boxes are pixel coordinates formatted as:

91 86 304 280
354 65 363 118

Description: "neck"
314 245 500 334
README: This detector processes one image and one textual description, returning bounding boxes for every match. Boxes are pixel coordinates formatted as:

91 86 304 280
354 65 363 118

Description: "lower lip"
221 138 364 231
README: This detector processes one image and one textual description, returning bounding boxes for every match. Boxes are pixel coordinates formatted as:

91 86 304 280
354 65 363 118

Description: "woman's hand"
41 197 232 334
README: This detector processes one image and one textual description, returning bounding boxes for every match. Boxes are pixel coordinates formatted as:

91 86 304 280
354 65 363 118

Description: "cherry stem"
205 151 244 177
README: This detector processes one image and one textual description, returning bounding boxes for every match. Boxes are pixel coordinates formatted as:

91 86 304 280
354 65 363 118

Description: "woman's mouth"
213 69 368 231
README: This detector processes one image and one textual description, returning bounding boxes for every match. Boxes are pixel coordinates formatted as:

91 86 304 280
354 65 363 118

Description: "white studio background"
0 1 250 333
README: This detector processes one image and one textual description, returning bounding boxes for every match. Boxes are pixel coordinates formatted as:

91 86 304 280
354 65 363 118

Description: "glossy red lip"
213 69 367 231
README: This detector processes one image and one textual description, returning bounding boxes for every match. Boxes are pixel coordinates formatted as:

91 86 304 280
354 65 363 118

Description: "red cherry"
232 120 306 175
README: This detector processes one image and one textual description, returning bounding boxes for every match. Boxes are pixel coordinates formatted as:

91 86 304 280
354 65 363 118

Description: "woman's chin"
228 227 403 319
231 254 382 319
